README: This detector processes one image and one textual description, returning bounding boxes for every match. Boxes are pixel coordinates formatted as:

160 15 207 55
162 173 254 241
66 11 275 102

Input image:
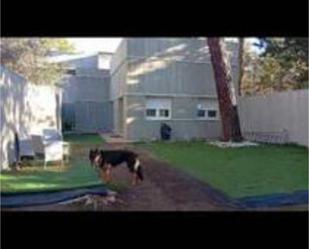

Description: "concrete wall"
125 95 222 141
126 38 238 96
110 62 127 101
0 66 60 169
61 54 99 69
74 75 110 102
113 99 119 134
127 58 238 96
110 41 128 133
61 76 77 103
60 54 113 133
126 38 239 64
110 39 127 74
238 90 309 146
74 101 113 133
110 38 237 100
62 70 110 103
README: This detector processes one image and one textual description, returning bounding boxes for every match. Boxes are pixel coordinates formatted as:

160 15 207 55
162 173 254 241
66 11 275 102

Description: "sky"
66 38 122 53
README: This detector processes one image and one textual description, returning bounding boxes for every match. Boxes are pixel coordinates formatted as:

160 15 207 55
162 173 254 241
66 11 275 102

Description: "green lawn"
0 134 106 193
142 142 308 198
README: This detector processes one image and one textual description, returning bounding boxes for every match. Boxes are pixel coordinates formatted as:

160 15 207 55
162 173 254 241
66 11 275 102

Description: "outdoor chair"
42 129 68 168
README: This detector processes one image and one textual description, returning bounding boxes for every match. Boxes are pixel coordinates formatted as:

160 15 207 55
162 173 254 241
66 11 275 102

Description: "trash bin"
160 123 172 141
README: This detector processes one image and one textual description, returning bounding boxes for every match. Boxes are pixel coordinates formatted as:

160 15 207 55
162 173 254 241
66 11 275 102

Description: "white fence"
238 89 308 147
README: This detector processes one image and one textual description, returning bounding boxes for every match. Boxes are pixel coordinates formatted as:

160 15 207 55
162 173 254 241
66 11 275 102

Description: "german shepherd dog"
89 149 144 185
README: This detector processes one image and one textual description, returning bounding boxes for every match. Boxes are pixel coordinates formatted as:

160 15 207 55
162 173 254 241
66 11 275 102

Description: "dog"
89 149 144 186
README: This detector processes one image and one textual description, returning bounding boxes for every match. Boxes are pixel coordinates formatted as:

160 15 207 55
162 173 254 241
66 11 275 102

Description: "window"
207 110 217 118
159 109 170 118
146 98 171 120
197 103 218 120
146 109 156 117
197 109 206 118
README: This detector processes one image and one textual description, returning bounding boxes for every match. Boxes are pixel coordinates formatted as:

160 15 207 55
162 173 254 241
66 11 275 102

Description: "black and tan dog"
89 149 144 185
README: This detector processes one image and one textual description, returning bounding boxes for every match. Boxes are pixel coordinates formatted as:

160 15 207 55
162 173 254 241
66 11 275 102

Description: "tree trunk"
238 38 244 96
207 38 243 142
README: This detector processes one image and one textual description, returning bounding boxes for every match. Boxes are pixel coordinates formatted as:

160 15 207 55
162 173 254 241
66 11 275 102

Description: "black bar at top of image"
1 0 308 37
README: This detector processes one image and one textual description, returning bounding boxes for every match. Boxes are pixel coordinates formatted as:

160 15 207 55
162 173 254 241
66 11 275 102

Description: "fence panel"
238 90 308 146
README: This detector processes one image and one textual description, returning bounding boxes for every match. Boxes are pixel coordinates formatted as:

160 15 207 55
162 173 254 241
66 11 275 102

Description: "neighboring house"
55 52 113 133
0 65 62 169
110 38 239 141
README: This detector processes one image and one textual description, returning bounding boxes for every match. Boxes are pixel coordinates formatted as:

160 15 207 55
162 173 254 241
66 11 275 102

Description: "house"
110 38 239 141
0 65 62 169
55 52 113 133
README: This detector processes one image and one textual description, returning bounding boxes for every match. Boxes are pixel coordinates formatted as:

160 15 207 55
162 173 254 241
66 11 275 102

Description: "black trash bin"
160 123 172 141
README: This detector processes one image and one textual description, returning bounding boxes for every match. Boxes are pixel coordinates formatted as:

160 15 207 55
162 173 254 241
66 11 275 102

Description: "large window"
146 98 171 120
197 103 219 120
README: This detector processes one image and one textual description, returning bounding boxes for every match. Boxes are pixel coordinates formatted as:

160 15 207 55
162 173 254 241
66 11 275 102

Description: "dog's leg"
99 169 107 182
131 173 137 186
105 164 112 183
107 167 112 182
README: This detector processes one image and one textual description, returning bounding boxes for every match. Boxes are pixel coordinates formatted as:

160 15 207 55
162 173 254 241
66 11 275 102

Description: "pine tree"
207 38 243 142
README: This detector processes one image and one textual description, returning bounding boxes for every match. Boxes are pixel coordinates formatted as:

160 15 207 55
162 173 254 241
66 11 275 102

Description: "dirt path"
95 143 243 211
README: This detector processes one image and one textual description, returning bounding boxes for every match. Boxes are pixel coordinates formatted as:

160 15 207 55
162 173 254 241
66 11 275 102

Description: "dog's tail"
133 158 144 181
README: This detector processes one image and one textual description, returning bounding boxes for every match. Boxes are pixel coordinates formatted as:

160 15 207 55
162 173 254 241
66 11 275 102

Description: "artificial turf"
0 161 102 193
0 134 105 193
